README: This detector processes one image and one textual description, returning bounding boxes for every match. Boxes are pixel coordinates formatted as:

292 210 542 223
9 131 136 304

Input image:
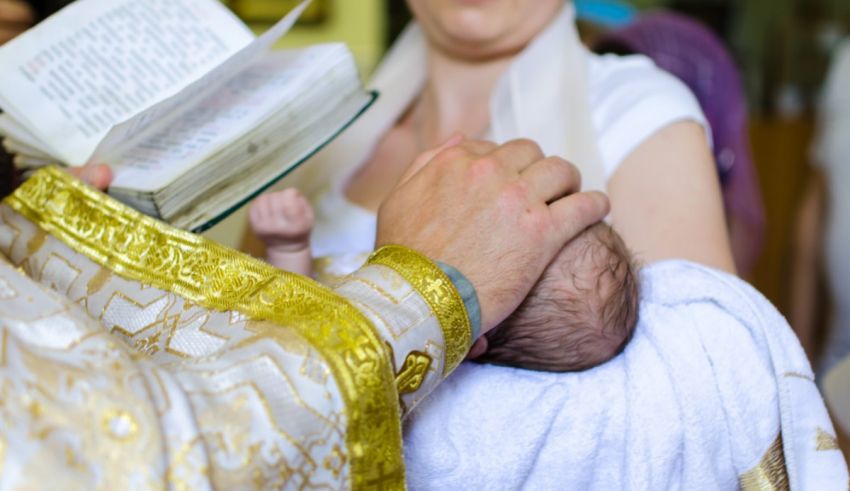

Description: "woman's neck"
415 47 513 148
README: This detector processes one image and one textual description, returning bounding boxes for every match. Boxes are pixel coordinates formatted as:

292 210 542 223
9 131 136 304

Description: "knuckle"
504 180 529 199
526 207 549 231
562 160 581 184
469 156 500 177
546 157 574 177
545 156 569 171
511 138 542 154
574 193 603 220
498 181 532 212
537 160 563 182
433 145 467 165
470 139 498 153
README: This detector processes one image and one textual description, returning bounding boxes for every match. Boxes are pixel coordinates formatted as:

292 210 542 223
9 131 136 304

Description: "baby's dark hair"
478 223 639 372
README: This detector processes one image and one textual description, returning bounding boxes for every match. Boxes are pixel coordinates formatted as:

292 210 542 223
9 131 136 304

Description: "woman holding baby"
249 0 733 278
248 0 727 363
246 0 845 488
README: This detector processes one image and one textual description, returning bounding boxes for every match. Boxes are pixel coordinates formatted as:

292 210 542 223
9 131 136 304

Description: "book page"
92 0 313 166
2 138 53 160
0 114 52 153
0 0 253 165
109 45 351 192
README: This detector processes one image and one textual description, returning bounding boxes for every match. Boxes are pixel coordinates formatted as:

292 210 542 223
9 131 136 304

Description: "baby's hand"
249 188 314 252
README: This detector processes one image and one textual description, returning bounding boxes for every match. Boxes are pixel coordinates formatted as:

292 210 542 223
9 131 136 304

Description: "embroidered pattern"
368 245 472 375
4 167 406 489
740 433 789 491
816 427 840 452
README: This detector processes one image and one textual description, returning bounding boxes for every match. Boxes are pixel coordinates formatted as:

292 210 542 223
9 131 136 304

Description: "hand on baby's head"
246 189 639 374
474 223 640 372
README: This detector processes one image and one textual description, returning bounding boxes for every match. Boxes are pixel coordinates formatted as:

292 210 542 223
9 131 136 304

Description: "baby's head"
475 223 639 372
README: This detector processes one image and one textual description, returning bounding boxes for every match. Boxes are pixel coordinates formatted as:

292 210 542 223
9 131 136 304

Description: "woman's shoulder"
585 52 709 175
586 52 698 109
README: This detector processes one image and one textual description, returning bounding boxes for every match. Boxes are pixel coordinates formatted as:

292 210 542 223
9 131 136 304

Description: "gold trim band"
368 245 472 376
4 167 404 489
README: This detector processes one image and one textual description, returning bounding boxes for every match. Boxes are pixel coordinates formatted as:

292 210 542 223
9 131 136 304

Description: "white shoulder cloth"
404 260 849 490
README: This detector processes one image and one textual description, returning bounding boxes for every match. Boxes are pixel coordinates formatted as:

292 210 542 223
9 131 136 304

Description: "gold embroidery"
346 283 426 341
0 207 22 257
177 346 342 432
4 167 405 489
38 251 83 294
323 444 347 479
816 427 840 451
368 245 471 376
740 433 789 491
395 351 432 395
101 408 139 441
25 226 46 256
188 380 316 468
164 312 228 359
100 291 171 338
784 371 815 382
87 266 113 296
385 342 433 416
133 331 163 356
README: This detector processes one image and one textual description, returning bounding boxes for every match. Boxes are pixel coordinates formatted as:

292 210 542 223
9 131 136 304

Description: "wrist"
264 239 310 255
435 261 481 341
367 245 474 375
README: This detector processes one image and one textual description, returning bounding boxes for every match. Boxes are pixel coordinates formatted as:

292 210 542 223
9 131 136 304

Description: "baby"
249 189 639 373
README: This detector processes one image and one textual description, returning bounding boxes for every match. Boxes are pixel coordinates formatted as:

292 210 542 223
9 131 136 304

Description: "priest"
0 137 607 489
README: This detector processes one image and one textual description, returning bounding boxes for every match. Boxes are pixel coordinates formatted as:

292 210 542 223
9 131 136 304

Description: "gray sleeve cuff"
436 261 481 340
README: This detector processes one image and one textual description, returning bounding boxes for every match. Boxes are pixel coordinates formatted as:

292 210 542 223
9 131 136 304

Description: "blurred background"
2 0 850 431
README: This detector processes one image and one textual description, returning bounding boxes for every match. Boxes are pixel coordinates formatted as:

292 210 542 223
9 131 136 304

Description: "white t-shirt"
308 53 706 262
300 5 707 268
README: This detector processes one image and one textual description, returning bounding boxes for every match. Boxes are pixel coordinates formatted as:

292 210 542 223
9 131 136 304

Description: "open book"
0 0 374 232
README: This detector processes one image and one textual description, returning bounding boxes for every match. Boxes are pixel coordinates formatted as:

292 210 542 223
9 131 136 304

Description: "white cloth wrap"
403 260 848 490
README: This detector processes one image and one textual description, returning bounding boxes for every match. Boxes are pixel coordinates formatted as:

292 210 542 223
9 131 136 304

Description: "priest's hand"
376 136 609 334
66 164 113 190
0 0 33 44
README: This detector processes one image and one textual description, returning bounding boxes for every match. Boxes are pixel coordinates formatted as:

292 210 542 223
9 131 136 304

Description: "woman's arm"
607 120 736 273
788 169 826 360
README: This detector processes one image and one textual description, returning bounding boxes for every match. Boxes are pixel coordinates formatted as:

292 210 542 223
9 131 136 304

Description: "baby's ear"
466 337 488 360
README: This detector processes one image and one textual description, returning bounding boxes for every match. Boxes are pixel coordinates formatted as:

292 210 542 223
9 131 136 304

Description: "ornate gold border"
4 167 404 489
368 245 472 376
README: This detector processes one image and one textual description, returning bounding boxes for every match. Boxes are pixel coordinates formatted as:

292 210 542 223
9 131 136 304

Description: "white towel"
403 260 848 490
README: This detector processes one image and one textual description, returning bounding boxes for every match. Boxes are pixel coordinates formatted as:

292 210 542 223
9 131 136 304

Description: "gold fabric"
332 261 452 415
368 246 472 376
740 433 790 491
0 167 472 489
0 256 166 489
816 427 840 452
